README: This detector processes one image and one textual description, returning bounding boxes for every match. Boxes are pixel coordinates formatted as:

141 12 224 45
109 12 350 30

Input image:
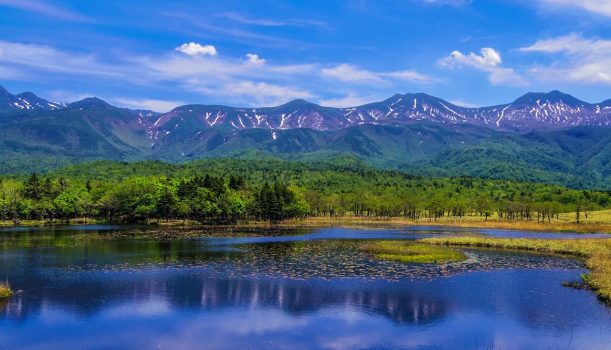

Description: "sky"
0 0 610 112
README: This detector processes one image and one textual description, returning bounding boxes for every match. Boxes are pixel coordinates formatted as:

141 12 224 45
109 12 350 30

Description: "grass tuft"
361 241 466 263
0 281 13 299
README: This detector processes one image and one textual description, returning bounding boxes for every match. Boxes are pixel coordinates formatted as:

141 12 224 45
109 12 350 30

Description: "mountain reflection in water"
1 226 610 349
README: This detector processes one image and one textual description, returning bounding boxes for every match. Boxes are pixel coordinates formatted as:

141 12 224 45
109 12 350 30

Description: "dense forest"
0 158 609 224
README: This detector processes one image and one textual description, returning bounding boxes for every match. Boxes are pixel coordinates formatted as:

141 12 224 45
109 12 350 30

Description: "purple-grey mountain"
2 86 611 134
0 86 609 189
145 91 611 137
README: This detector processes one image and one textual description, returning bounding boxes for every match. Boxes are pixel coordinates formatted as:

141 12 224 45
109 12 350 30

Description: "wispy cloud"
0 39 439 107
0 41 127 78
536 0 611 17
111 98 185 112
0 0 90 22
319 93 381 107
162 13 309 48
439 47 527 86
449 99 480 108
199 81 314 106
381 70 440 84
519 33 611 84
46 90 95 104
322 64 438 84
216 12 328 28
322 64 383 83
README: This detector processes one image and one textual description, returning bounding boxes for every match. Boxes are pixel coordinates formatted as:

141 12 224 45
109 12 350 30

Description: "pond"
0 226 610 349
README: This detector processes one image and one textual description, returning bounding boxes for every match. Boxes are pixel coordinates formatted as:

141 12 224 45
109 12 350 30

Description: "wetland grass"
420 236 611 303
361 241 466 264
281 208 611 233
0 281 13 299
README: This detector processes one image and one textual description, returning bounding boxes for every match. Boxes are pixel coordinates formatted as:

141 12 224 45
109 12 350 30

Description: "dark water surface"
0 226 610 349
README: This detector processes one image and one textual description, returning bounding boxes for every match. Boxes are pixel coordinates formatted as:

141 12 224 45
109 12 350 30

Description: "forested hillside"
1 158 608 224
1 86 610 189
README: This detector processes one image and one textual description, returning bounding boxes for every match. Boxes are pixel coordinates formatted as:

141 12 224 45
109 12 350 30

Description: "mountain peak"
16 91 40 99
69 97 112 109
512 91 587 106
14 91 64 110
278 99 317 108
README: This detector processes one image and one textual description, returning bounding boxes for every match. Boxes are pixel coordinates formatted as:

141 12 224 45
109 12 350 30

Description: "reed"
281 215 611 233
420 236 611 303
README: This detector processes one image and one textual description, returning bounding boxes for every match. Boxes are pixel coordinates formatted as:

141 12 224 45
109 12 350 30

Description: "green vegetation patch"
0 282 13 299
362 241 467 264
421 236 611 304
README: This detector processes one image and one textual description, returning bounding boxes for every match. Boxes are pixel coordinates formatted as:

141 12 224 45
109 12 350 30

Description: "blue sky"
0 0 610 111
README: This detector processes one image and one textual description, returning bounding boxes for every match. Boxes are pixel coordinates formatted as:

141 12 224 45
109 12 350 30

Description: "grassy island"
361 241 467 263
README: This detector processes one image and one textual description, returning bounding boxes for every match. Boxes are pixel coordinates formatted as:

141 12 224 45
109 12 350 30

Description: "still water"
0 226 610 349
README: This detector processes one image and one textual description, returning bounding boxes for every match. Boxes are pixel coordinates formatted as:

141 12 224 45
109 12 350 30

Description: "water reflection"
0 226 610 349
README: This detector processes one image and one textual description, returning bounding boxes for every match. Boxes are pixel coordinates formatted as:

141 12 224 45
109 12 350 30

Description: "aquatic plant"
361 241 466 264
0 281 13 299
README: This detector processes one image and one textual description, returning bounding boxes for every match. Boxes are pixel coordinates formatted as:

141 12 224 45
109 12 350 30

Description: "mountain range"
0 85 609 189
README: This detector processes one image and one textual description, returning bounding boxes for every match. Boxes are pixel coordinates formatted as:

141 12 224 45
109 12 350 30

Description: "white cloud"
322 64 383 83
175 42 218 57
112 98 184 112
322 64 437 84
319 93 378 107
439 47 526 85
440 47 502 69
520 34 611 84
537 0 611 17
0 41 128 78
199 81 314 106
519 33 611 54
0 39 437 107
216 12 327 28
381 70 438 84
245 53 266 66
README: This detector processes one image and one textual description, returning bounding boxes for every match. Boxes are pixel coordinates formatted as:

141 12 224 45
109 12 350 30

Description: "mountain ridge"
2 85 611 133
0 85 609 189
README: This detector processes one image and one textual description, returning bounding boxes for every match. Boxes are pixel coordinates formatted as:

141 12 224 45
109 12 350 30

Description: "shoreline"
420 236 611 304
1 215 610 234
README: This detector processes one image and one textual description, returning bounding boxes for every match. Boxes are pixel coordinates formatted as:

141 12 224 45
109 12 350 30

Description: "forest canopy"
0 158 608 224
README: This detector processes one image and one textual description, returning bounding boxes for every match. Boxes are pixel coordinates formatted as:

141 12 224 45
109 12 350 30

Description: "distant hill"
0 85 609 189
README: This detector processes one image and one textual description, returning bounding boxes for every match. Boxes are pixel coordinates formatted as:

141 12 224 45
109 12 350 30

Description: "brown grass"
280 214 611 233
2 209 610 233
420 236 611 303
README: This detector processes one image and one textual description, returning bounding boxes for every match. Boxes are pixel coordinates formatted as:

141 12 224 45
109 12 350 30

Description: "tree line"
0 173 308 224
0 159 609 224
